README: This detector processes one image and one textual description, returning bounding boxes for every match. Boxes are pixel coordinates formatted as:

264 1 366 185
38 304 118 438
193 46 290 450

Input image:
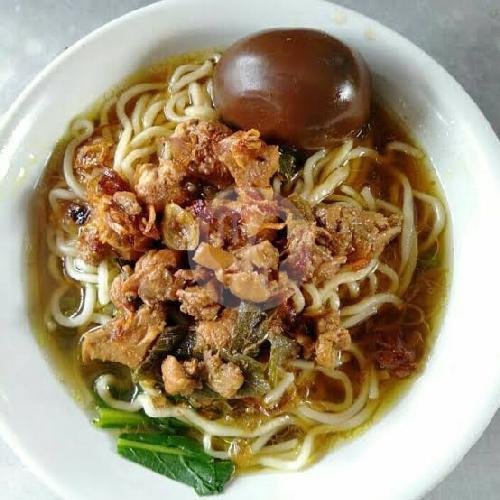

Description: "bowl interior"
1 1 500 499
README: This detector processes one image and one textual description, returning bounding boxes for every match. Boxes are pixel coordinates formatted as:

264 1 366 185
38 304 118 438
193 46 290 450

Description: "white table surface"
1 1 499 498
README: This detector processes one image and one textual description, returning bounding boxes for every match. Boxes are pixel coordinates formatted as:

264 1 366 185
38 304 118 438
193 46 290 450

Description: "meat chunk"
75 222 111 265
211 187 281 246
94 167 130 197
205 238 292 304
133 120 234 209
310 243 346 287
174 266 212 285
195 308 237 351
110 250 182 309
282 220 317 281
167 120 233 187
112 191 142 215
193 242 235 271
373 325 420 378
218 129 279 188
283 219 346 286
74 136 115 187
316 205 402 262
109 265 137 310
134 249 181 302
134 162 189 210
176 282 221 321
204 352 244 398
315 310 351 368
234 241 279 270
78 190 159 263
197 187 280 249
235 187 282 239
226 270 271 303
216 256 294 306
161 356 202 395
78 170 139 266
81 305 165 369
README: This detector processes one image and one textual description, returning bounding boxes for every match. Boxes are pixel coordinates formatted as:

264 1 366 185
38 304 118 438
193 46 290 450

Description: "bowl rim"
1 1 500 499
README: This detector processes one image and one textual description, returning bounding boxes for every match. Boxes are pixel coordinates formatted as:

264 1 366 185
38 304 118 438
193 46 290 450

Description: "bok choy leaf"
117 433 234 495
93 406 187 433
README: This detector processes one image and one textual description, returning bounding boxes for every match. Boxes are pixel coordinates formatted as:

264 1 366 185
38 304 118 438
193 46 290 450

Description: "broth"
27 50 450 474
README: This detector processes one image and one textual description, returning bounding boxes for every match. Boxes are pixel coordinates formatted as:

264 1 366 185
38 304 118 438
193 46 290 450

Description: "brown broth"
27 50 450 466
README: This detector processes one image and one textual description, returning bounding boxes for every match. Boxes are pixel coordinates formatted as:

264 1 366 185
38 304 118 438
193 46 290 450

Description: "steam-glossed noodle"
213 29 371 150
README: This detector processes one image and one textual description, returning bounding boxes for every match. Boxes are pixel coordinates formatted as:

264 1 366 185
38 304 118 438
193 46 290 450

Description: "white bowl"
1 0 500 499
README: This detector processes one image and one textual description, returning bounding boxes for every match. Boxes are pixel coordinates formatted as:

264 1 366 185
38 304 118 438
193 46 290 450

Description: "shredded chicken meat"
162 355 202 396
218 129 279 188
195 308 237 352
204 352 244 399
177 282 221 321
372 324 421 378
315 310 351 368
167 119 234 187
315 204 402 262
78 190 159 262
81 305 165 369
110 249 182 309
134 161 189 209
74 118 421 405
74 136 115 187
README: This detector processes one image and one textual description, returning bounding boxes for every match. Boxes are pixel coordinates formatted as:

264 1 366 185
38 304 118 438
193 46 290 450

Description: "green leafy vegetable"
221 350 271 396
227 305 299 393
94 404 233 494
165 305 191 326
173 326 198 359
278 148 300 182
117 433 234 496
230 301 266 355
268 333 298 386
136 325 187 378
93 407 187 433
185 387 233 415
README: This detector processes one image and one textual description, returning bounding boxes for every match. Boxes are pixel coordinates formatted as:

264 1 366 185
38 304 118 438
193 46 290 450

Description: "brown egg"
213 29 371 150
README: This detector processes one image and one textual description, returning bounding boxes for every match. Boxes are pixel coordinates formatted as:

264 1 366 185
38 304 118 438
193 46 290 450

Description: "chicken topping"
315 310 351 368
193 242 235 271
282 220 317 281
316 204 402 262
110 249 182 309
162 355 202 395
74 136 115 187
167 119 233 187
227 271 270 303
81 305 165 369
133 119 236 210
177 282 221 321
76 222 111 265
134 162 189 210
69 118 425 410
78 189 159 262
234 240 279 270
95 167 130 197
218 129 279 188
204 352 244 399
195 308 237 351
